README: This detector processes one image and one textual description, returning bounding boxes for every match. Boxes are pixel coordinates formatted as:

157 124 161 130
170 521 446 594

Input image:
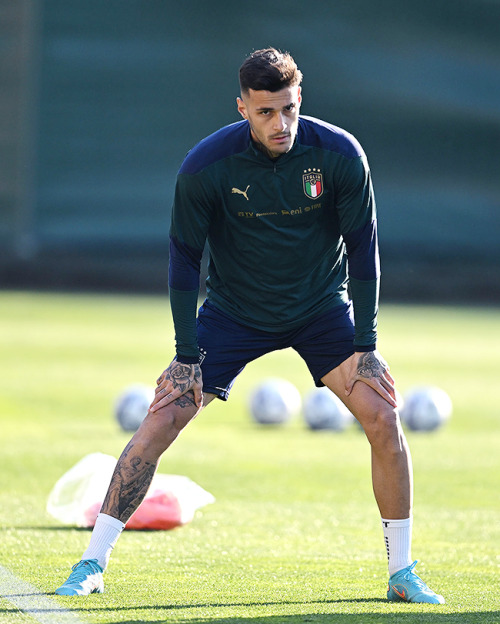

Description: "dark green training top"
169 115 380 362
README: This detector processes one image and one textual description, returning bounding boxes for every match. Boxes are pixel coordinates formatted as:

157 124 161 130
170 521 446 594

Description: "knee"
359 405 404 452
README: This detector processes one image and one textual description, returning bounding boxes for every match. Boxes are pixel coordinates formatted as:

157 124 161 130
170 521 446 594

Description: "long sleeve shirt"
169 115 380 362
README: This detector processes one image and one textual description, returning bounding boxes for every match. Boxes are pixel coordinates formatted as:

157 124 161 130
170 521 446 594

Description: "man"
56 48 444 604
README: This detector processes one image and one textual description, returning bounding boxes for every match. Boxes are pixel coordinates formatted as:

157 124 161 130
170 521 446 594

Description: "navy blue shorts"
195 300 355 400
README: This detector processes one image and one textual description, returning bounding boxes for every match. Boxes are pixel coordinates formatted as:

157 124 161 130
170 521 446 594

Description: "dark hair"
239 48 303 93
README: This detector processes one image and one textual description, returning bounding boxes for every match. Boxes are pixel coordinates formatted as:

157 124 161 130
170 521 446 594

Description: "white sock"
381 516 413 576
82 513 125 571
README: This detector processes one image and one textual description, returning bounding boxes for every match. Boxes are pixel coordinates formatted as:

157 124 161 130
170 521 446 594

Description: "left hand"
344 350 397 407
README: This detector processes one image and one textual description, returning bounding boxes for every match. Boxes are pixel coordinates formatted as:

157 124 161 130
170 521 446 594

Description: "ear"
297 86 302 107
237 96 247 120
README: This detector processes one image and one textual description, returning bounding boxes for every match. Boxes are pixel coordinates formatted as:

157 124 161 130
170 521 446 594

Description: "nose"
273 112 287 133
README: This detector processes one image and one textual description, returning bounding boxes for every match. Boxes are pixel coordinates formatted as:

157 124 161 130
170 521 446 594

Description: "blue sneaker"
387 561 444 604
55 559 104 596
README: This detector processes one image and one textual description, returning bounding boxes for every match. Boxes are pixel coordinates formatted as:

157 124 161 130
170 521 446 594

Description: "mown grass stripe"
0 565 85 624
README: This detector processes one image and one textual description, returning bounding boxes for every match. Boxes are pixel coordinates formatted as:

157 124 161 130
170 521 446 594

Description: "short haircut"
239 48 303 94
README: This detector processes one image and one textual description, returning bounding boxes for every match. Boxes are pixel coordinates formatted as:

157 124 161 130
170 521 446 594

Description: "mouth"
270 134 291 143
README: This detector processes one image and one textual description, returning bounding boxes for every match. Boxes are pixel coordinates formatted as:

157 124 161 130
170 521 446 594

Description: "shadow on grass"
1 600 498 624
101 613 500 624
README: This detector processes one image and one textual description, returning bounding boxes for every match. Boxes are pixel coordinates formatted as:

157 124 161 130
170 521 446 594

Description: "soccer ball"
249 378 302 425
302 387 354 431
114 384 155 432
400 386 452 432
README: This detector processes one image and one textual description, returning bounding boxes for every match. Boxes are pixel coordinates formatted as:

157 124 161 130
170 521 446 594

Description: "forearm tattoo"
101 440 156 523
356 352 387 380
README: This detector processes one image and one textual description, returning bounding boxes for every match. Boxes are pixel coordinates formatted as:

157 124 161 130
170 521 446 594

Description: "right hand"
344 350 397 408
149 360 203 412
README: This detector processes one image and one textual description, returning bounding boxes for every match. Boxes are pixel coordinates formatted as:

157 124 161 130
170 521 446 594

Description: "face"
237 86 302 158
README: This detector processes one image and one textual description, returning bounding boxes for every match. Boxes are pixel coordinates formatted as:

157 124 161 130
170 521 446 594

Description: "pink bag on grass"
83 489 183 530
47 453 214 530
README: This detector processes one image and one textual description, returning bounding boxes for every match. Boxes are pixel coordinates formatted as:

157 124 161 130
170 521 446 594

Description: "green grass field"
0 291 499 624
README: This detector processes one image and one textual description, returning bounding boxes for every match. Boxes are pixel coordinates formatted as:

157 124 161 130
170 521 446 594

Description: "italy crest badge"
303 170 323 199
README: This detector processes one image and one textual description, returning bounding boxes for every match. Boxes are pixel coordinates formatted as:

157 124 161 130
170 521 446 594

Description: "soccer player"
56 48 444 604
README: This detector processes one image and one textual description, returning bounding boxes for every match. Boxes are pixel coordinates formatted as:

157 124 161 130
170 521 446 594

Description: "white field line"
0 564 86 624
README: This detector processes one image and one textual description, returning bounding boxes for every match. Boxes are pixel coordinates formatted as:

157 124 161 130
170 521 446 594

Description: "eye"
285 103 296 112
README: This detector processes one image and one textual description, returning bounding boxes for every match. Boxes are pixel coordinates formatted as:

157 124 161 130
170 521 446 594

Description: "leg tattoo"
101 390 200 523
101 440 157 523
173 390 197 410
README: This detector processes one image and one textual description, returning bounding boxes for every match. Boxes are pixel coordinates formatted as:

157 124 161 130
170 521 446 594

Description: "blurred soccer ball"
302 387 354 431
400 386 452 431
114 384 155 432
249 378 302 425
